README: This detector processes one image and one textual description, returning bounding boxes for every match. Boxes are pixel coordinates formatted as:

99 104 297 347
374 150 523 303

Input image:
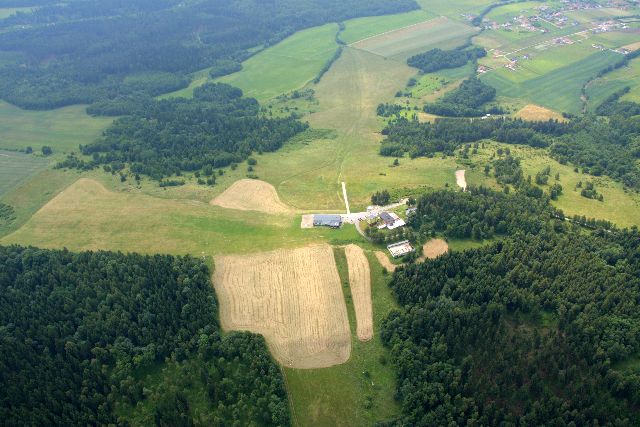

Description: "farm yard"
213 245 351 369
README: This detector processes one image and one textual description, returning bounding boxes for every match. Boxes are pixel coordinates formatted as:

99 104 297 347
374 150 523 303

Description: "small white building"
387 240 415 258
378 212 405 230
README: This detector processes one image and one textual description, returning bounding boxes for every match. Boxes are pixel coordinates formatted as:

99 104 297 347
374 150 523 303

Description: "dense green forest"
423 77 502 117
57 83 307 180
381 188 640 425
380 104 640 189
0 245 289 426
0 0 417 109
407 47 486 73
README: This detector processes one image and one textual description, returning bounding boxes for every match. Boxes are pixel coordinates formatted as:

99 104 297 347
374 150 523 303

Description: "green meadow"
217 24 339 102
0 150 48 197
340 10 434 44
0 101 112 153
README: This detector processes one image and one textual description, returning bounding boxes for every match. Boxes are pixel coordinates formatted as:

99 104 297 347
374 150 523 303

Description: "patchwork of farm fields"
483 50 622 113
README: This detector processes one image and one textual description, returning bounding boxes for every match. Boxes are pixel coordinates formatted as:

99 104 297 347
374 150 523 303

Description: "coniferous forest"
0 246 289 426
380 188 640 426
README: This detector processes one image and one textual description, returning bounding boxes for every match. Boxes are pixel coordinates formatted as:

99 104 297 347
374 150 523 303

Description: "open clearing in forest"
0 101 112 153
422 239 449 259
211 179 293 214
344 244 373 342
515 104 565 122
351 16 477 60
217 23 339 101
213 244 351 369
455 170 467 191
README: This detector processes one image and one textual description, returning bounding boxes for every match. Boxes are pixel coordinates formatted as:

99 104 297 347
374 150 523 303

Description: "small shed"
313 214 342 228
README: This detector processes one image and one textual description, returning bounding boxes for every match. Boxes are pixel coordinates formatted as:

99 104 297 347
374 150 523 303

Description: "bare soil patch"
515 104 565 122
300 214 314 229
623 41 640 51
211 179 292 214
374 251 397 272
213 244 351 369
455 169 467 191
344 245 373 342
422 238 449 260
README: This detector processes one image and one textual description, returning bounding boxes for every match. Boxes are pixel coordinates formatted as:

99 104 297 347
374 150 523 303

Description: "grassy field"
483 49 621 113
465 141 640 228
416 0 495 19
0 101 112 153
588 56 640 105
351 17 477 60
341 10 434 44
217 24 339 101
285 250 399 427
0 150 48 197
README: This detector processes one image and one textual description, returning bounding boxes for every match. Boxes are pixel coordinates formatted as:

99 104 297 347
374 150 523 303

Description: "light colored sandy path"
374 251 397 272
213 244 351 369
422 238 449 260
211 178 292 214
455 169 467 191
344 244 373 342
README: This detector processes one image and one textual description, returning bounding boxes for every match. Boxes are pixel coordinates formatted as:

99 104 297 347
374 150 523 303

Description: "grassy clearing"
1 177 368 255
352 17 477 60
284 250 399 427
485 1 545 22
416 0 495 19
341 10 435 44
0 168 80 238
467 141 640 228
588 56 640 104
0 150 48 198
0 101 112 153
217 24 339 102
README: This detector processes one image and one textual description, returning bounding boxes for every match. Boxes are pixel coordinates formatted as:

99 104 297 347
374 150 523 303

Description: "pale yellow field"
212 244 351 369
375 251 397 272
455 170 467 191
344 244 373 342
515 104 565 122
422 238 449 259
211 178 293 214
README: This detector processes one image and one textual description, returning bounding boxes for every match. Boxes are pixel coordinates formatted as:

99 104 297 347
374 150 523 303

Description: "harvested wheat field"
213 244 351 369
515 104 565 122
211 179 292 214
455 169 467 191
422 238 449 259
374 251 397 272
345 245 373 342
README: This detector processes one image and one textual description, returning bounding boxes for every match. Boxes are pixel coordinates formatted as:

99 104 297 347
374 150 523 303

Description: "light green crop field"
417 0 495 19
351 16 477 60
217 24 339 101
157 67 212 100
566 7 636 23
341 10 435 45
483 49 621 113
285 249 399 427
0 150 48 198
0 101 112 153
585 56 640 108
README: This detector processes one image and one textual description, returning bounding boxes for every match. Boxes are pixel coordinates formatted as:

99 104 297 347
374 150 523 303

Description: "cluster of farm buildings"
305 207 416 258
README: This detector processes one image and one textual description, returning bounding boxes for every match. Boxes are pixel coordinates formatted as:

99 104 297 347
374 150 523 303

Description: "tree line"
407 46 486 73
57 83 307 181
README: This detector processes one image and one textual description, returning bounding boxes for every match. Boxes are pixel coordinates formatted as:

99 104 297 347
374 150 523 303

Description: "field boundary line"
341 182 350 215
348 16 446 46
